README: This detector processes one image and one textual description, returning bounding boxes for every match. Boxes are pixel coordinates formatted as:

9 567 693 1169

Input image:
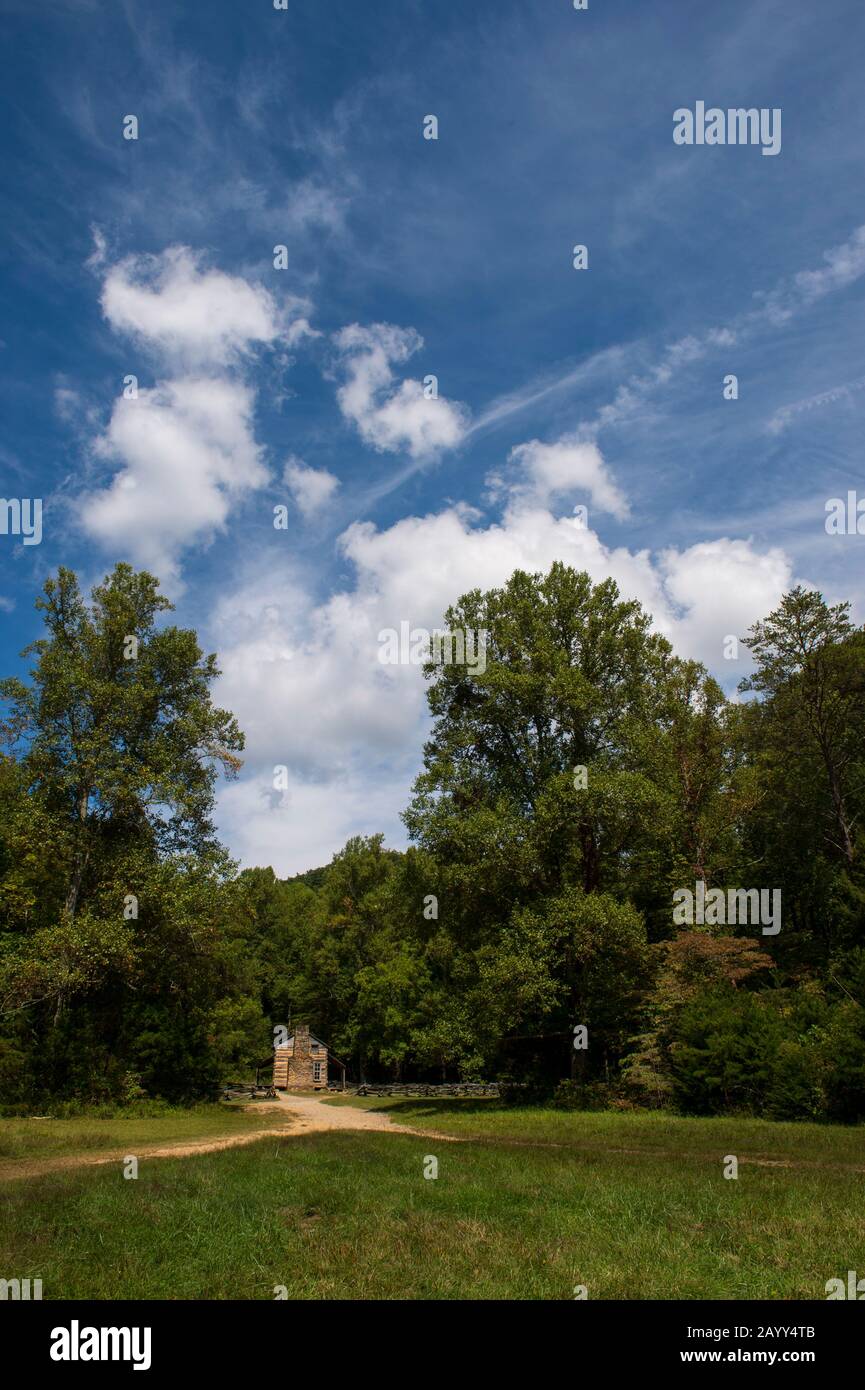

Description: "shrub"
550 1079 612 1111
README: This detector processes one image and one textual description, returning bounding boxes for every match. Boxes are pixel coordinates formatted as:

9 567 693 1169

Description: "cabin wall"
272 1023 328 1090
272 1047 291 1088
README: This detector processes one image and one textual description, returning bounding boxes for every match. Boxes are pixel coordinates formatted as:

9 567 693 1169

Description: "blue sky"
2 0 864 872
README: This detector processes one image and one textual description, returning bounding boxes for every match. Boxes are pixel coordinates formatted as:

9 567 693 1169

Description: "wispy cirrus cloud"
766 374 865 435
757 224 865 325
468 222 865 454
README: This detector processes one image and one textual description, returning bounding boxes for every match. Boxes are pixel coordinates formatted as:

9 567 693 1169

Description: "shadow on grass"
359 1098 512 1120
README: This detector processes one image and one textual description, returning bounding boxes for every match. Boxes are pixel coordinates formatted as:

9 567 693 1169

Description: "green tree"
403 564 674 1076
0 564 245 1100
741 587 865 867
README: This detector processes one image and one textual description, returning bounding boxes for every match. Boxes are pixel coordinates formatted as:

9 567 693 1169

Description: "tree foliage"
1 563 864 1119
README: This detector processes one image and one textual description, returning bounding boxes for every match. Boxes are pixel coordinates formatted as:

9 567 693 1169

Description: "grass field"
0 1102 289 1164
1 1099 863 1300
322 1093 865 1164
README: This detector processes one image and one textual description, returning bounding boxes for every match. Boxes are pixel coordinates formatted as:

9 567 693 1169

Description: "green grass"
323 1094 865 1165
1 1102 863 1299
0 1102 286 1164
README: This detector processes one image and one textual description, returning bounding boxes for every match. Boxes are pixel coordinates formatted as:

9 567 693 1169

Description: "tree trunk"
580 820 600 893
64 788 91 920
827 763 855 866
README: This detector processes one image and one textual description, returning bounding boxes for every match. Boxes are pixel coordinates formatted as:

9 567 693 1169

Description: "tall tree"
0 564 245 1097
740 587 865 867
0 563 243 926
402 563 675 1074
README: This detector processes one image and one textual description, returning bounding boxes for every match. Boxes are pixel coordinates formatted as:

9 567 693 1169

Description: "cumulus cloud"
283 457 340 519
333 322 469 459
216 773 410 881
101 246 313 369
487 437 629 520
657 538 793 665
211 491 792 873
81 378 268 582
79 244 320 578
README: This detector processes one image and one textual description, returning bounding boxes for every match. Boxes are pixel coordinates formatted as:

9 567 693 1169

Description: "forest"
1 559 864 1121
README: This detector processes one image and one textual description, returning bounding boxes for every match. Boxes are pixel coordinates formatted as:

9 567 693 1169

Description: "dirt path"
0 1093 456 1185
262 1091 456 1138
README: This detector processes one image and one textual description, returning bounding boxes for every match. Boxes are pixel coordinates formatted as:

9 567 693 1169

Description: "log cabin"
272 1022 346 1091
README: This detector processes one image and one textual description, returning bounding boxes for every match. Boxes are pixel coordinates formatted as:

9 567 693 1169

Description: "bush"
765 1036 824 1120
550 1079 612 1111
0 1036 33 1105
670 990 780 1115
497 1078 555 1106
821 1002 865 1122
666 985 865 1123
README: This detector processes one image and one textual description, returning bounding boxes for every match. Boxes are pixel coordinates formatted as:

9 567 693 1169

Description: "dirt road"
0 1093 455 1185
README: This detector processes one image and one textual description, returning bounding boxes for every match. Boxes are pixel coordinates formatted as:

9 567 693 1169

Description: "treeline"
1 562 864 1120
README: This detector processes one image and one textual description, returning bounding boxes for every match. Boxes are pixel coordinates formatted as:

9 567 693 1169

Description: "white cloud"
775 223 865 319
101 246 312 368
283 457 340 519
333 322 469 459
85 225 108 270
79 245 318 578
658 538 793 666
766 374 865 435
488 438 629 520
81 377 268 582
211 491 792 873
54 386 82 422
216 773 409 880
750 224 865 327
280 178 347 236
475 224 865 450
